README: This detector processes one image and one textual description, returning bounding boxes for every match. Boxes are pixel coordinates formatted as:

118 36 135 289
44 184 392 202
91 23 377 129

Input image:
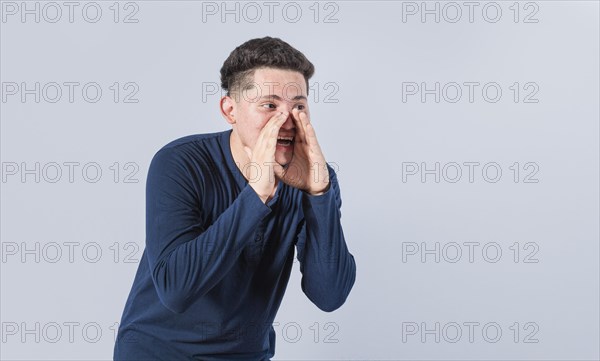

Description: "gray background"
1 0 599 359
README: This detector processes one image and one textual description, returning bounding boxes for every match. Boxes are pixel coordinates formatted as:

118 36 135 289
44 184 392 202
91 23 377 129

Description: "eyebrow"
259 94 307 102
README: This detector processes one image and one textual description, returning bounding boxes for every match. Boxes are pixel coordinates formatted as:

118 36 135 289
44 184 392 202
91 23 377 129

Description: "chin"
275 154 293 168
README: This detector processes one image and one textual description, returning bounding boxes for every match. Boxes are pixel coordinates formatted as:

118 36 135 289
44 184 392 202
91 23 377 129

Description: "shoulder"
147 130 230 185
150 130 228 166
157 130 226 154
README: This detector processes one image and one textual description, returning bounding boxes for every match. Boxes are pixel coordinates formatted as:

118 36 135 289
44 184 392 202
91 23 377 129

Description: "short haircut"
220 36 315 98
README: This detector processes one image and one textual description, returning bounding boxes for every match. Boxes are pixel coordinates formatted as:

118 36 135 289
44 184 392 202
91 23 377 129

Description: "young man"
114 36 356 360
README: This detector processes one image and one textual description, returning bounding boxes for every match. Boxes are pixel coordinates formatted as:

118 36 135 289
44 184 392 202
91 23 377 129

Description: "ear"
220 95 236 125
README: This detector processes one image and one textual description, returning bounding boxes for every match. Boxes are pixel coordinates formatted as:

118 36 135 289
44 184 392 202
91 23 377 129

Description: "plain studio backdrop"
1 1 598 360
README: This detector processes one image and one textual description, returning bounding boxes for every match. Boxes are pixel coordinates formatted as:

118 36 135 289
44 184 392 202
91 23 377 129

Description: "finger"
300 112 325 159
274 111 289 129
264 111 289 154
266 111 288 131
256 111 289 148
300 108 311 123
298 111 312 145
291 108 307 143
305 124 319 151
268 111 289 137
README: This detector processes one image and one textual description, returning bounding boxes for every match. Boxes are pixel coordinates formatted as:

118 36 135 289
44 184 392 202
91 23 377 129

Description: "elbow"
151 263 191 314
310 281 353 312
315 295 349 313
157 291 189 314
306 263 356 313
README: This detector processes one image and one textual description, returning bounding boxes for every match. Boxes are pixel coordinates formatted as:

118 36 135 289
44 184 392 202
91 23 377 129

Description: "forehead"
246 67 307 98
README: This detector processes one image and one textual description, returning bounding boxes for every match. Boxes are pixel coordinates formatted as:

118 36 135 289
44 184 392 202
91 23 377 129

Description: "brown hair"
220 36 315 97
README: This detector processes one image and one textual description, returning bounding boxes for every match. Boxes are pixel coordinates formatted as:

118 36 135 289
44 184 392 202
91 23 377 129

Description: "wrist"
307 181 330 196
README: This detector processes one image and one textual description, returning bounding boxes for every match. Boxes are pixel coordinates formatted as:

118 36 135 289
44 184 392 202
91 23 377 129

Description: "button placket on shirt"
254 219 266 243
243 220 267 266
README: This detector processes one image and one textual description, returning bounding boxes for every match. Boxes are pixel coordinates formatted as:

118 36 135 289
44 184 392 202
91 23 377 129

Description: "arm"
296 164 357 312
145 147 270 313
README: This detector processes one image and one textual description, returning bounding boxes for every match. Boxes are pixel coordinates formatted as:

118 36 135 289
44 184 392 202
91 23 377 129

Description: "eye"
295 104 306 111
262 103 276 109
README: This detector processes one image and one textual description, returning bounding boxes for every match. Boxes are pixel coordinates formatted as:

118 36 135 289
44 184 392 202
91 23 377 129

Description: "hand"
276 108 330 195
243 111 289 203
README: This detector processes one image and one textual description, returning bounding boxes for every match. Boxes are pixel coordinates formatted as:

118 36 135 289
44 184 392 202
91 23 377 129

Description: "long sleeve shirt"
113 129 356 360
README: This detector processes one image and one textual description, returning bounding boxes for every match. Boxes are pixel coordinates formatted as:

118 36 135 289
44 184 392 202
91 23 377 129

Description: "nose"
281 110 295 130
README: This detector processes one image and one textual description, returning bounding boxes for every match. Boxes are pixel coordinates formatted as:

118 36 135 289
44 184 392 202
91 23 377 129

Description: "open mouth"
277 136 294 147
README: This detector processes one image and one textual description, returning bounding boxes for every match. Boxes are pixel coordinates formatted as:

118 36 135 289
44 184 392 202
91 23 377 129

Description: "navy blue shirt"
114 129 356 360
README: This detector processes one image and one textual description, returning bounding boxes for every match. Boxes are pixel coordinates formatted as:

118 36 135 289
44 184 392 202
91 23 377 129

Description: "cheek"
239 112 270 145
250 111 271 131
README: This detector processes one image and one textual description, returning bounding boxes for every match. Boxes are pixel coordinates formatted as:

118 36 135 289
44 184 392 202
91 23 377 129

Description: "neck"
229 130 249 174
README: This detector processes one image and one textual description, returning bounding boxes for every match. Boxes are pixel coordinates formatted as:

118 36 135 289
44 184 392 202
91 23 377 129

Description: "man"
114 36 356 360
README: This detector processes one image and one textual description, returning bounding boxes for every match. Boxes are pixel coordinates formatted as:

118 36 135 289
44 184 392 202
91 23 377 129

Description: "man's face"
229 67 309 167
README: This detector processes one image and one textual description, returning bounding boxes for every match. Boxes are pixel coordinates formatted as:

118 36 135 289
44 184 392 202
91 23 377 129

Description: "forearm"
146 145 270 313
148 184 270 313
298 169 356 312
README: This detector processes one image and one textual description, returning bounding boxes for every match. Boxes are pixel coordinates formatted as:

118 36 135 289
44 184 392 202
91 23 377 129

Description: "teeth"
278 136 294 141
